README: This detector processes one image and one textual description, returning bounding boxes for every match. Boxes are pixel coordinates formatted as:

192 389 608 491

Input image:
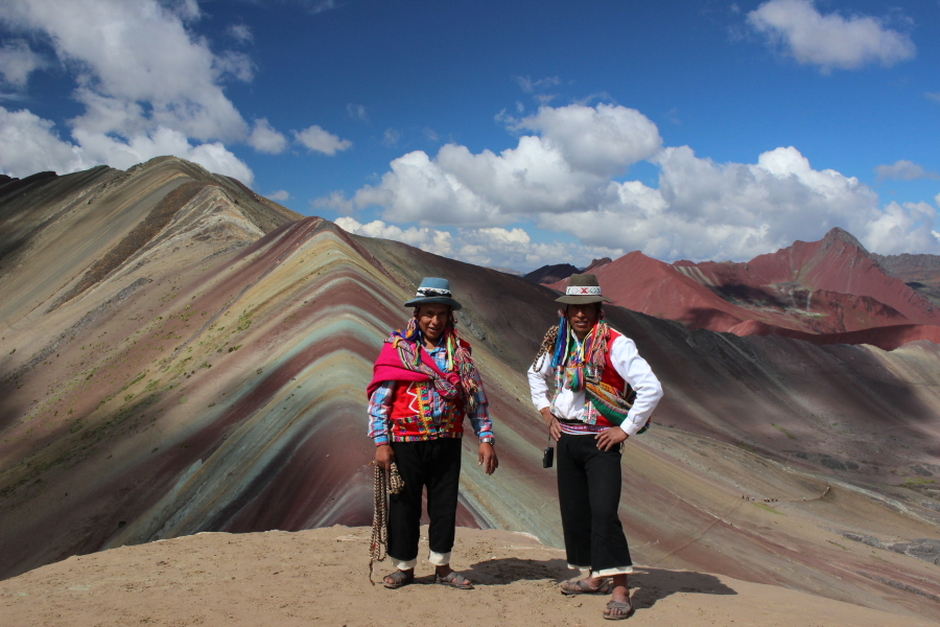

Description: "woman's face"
416 303 451 345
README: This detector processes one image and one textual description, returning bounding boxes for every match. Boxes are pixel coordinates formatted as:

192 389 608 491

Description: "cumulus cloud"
875 160 940 181
294 125 353 155
747 0 915 72
2 0 250 139
323 102 940 269
0 0 347 183
266 190 290 202
0 39 45 87
861 201 938 255
334 217 621 270
248 118 288 154
341 104 660 228
0 0 265 181
0 105 253 183
554 145 882 261
0 107 94 176
335 217 455 258
515 103 662 177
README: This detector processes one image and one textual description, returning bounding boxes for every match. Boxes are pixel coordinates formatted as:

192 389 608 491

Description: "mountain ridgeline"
1 158 939 622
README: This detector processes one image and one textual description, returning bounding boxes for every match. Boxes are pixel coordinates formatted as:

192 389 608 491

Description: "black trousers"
556 433 632 574
388 438 462 564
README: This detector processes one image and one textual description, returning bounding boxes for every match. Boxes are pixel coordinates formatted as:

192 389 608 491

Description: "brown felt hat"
555 273 611 305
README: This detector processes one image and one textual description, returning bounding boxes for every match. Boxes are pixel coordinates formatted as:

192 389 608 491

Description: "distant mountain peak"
820 226 867 252
582 257 612 273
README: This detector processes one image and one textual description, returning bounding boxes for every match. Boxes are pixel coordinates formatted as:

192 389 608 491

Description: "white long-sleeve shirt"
527 331 663 437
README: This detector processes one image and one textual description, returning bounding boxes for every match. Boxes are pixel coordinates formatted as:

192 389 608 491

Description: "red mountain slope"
548 228 940 349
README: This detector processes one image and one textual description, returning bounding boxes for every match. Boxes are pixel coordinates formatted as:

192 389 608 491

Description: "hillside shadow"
465 558 736 606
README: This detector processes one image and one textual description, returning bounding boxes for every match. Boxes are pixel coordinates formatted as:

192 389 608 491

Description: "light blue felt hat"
403 277 462 310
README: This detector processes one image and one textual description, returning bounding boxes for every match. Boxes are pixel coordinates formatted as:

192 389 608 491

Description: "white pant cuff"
390 557 417 571
428 550 451 566
593 566 633 577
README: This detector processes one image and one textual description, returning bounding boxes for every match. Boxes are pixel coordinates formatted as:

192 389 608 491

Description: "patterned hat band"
416 286 452 298
404 276 463 310
565 285 602 296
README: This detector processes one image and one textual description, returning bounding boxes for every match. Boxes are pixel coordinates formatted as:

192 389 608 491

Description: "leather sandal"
560 578 612 595
434 571 474 590
383 569 415 589
603 598 635 620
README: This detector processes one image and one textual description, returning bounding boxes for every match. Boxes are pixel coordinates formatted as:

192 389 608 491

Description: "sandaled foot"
383 569 414 589
434 571 474 590
603 598 635 620
560 578 612 595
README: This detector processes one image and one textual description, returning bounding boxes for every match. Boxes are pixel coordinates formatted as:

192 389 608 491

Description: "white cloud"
71 124 254 184
515 103 662 177
875 160 940 181
248 118 288 154
1 0 250 140
266 190 290 202
334 217 619 270
300 0 339 15
340 104 660 228
227 23 253 44
347 103 368 122
0 105 253 183
325 101 940 269
335 217 455 258
0 107 94 176
213 50 255 83
312 190 355 214
514 75 561 94
862 201 938 255
747 0 915 72
165 0 201 21
187 141 254 184
294 125 352 155
0 0 262 182
566 145 882 260
381 128 402 147
0 39 45 87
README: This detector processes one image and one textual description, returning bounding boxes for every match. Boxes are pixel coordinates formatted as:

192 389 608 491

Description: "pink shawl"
366 340 462 400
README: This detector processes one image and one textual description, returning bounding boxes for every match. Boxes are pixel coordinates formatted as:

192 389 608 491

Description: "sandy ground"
2 526 936 627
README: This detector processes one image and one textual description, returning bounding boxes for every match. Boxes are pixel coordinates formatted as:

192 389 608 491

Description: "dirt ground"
2 525 935 627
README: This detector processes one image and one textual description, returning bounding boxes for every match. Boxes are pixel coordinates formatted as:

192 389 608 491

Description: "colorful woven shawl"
367 314 479 411
533 310 640 429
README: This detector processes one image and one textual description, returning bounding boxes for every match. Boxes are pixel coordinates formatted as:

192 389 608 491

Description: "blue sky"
1 0 939 271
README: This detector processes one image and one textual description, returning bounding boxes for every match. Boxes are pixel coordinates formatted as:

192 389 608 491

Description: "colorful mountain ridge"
1 158 938 622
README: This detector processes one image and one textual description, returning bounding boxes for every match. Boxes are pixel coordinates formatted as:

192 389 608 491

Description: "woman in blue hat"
367 277 497 590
